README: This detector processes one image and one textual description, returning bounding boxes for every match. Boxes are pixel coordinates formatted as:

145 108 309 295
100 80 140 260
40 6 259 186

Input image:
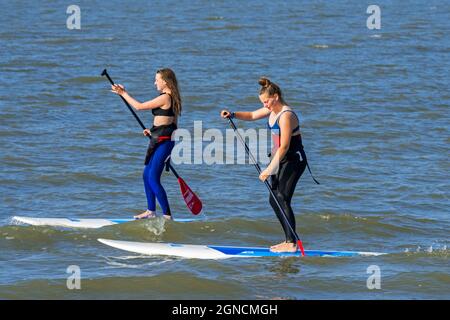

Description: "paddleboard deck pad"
12 216 197 229
98 239 385 259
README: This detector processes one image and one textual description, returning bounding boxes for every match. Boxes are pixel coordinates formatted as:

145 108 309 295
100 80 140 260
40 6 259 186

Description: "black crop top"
152 93 175 117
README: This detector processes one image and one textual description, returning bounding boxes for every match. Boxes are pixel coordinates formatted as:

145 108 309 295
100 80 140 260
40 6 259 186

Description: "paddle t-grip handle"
101 69 148 133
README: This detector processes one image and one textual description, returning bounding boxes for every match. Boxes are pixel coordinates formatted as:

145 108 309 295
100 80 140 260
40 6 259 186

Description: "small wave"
195 25 247 32
37 172 118 185
0 32 18 40
403 245 449 257
66 76 104 84
1 68 34 73
318 213 367 222
0 224 73 247
1 154 34 167
101 254 175 269
411 45 432 52
310 119 347 128
205 16 224 21
0 61 60 68
9 217 24 226
330 44 357 49
179 47 202 54
300 212 432 238
39 37 114 45
254 295 295 300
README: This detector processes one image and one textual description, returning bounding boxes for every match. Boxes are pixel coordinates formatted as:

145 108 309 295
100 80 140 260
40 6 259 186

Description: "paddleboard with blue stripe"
12 216 197 229
97 239 386 259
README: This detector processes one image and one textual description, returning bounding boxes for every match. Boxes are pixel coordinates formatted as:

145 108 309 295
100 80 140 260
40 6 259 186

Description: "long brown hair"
157 68 182 117
258 77 288 105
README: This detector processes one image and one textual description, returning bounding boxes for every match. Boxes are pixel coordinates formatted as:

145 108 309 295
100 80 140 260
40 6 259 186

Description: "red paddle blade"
178 177 202 215
297 240 306 257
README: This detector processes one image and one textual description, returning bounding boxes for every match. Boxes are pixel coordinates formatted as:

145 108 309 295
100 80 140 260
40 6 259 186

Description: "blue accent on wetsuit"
267 111 300 132
267 110 301 160
143 140 175 214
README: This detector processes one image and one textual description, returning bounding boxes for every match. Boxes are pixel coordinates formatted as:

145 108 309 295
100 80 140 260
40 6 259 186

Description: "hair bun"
258 77 271 88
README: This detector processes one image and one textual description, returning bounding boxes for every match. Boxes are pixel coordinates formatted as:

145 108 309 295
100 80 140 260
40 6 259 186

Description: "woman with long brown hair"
111 68 181 220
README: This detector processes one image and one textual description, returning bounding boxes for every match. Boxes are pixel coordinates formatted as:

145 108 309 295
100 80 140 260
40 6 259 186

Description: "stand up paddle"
226 117 306 256
101 69 202 215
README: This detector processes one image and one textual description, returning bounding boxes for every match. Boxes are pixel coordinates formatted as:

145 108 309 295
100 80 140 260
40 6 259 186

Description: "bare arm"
221 107 270 121
124 93 169 111
261 112 296 177
111 84 169 111
236 107 271 121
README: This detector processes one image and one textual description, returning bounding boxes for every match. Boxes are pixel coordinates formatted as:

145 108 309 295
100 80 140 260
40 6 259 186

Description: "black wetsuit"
267 109 318 243
144 93 177 165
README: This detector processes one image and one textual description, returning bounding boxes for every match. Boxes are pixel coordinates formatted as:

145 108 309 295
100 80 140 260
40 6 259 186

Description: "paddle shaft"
101 69 147 131
227 117 305 256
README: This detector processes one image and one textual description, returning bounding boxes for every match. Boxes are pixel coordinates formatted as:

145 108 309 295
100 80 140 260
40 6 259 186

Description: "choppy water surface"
0 1 449 299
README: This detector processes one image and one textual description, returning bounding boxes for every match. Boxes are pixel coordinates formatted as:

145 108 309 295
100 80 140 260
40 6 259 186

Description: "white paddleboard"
12 216 197 229
98 238 386 259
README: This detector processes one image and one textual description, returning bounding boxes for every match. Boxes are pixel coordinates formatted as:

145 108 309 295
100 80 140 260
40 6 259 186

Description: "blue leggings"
143 140 175 215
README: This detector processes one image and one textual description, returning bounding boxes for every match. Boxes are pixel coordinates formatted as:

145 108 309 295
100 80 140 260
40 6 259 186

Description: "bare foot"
270 242 298 253
270 241 287 250
163 214 173 221
134 210 156 219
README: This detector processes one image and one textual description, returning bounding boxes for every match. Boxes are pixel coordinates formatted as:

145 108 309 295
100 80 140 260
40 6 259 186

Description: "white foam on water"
101 254 175 269
142 217 166 236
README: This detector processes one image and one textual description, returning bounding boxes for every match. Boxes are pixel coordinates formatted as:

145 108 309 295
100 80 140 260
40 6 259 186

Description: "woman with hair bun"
221 77 318 252
111 68 181 220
